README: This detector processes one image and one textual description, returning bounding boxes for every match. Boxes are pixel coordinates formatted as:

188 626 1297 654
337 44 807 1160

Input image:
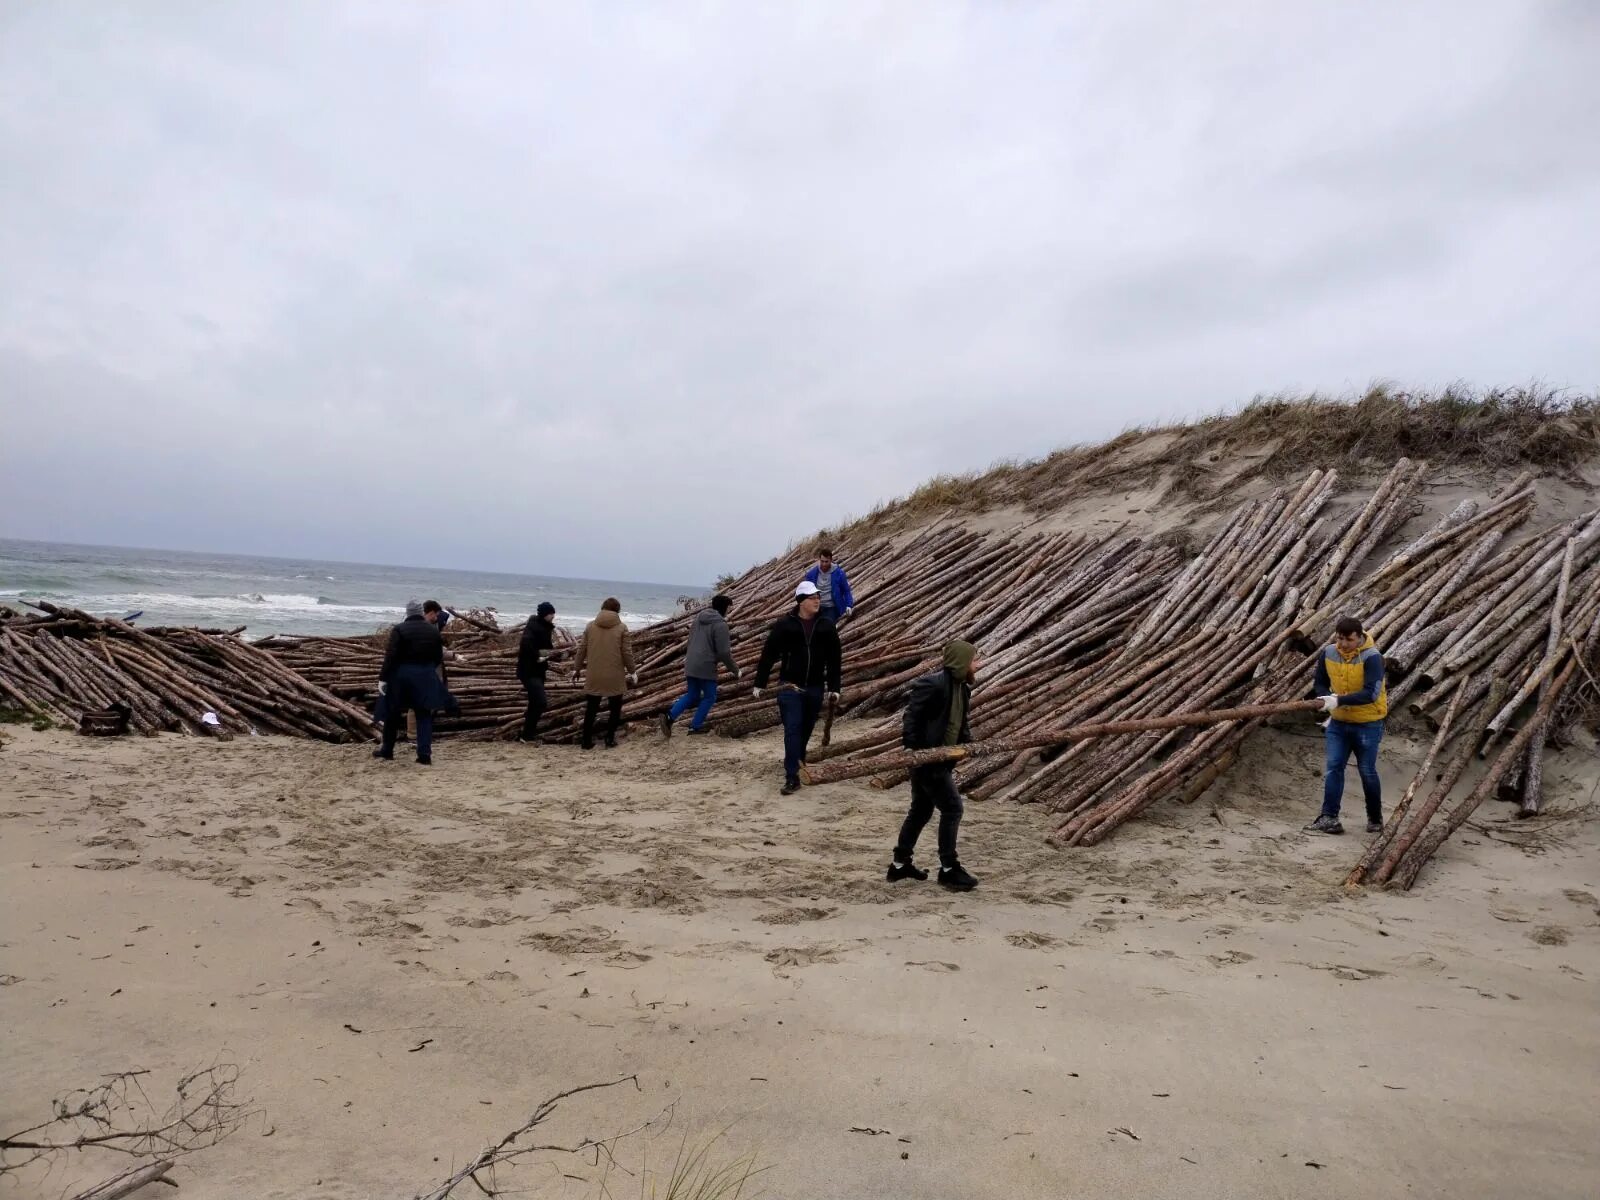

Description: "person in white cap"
753 580 843 794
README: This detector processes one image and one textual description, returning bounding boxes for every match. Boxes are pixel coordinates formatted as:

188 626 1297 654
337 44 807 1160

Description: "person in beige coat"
572 597 637 748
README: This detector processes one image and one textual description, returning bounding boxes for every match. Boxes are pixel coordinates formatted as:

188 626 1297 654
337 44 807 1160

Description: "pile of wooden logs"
803 460 1599 871
0 603 376 742
259 524 1185 749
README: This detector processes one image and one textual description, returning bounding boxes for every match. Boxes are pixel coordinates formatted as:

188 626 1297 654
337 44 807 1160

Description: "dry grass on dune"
821 385 1600 541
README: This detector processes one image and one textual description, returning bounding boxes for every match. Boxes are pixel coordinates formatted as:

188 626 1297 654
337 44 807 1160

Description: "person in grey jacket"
661 594 741 736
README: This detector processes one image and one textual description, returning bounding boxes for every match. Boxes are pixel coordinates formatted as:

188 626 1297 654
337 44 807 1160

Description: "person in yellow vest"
1306 616 1388 835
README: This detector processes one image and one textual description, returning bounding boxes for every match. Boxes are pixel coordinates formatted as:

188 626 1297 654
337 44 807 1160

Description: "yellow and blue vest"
1321 635 1387 723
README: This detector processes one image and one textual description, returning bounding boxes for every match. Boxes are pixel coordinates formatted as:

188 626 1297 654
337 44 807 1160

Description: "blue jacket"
803 564 855 613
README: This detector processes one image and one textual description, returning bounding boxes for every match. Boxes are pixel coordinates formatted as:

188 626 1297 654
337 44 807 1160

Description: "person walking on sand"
516 601 558 742
573 598 637 749
1306 616 1388 836
804 547 855 626
662 594 740 737
888 639 980 890
374 599 450 766
753 580 842 795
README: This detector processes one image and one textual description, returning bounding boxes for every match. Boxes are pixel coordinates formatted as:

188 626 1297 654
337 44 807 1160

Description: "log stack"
0 603 377 742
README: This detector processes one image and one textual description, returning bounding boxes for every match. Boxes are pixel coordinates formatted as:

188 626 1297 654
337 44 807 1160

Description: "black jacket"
755 612 841 692
902 668 972 752
517 618 556 682
380 615 443 681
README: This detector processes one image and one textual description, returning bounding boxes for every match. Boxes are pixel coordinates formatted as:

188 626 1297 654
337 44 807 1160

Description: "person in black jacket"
375 599 450 765
517 602 557 742
888 639 979 890
754 580 842 795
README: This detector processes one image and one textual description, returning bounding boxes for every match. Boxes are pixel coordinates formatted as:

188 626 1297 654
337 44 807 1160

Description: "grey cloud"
2 3 1597 581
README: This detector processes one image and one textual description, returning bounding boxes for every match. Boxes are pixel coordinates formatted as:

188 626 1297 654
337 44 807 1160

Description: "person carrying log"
661 594 741 737
516 601 558 742
1306 615 1388 835
423 599 451 636
804 547 855 626
573 597 637 749
374 599 451 766
753 580 842 795
888 639 980 890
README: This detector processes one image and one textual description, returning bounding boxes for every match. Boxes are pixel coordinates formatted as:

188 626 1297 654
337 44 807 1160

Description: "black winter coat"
380 616 443 682
902 668 972 752
517 619 555 682
755 613 842 692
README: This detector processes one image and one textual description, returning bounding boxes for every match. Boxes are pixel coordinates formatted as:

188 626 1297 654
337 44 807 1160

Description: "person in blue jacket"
804 547 855 626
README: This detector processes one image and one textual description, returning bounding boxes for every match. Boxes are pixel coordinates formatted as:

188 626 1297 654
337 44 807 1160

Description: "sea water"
0 538 700 640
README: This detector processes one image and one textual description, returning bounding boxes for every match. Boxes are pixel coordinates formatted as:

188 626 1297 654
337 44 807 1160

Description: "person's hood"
943 640 976 677
1336 633 1377 660
695 608 724 628
594 610 622 629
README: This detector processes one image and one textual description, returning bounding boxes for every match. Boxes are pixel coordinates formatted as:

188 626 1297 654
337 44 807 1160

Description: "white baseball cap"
794 580 820 598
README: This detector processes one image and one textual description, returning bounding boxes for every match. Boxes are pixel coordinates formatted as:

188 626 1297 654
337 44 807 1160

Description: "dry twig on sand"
0 1062 253 1195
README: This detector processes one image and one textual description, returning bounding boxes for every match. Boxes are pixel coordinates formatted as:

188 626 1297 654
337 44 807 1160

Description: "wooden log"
800 699 1324 785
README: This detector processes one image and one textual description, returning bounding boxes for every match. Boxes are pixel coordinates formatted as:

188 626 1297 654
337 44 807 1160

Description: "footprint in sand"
764 944 844 968
755 906 836 925
1005 931 1062 950
905 960 961 972
1206 950 1256 968
1529 926 1570 947
1301 962 1387 981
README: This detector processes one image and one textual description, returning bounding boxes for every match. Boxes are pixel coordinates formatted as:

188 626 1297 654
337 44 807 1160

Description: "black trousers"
582 694 622 746
521 679 547 739
895 764 964 869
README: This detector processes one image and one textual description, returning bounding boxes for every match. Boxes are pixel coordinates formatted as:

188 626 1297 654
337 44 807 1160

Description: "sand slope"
3 725 1598 1199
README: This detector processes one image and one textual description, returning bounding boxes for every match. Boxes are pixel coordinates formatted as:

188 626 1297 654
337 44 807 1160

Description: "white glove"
735 667 744 680
842 607 853 619
626 673 638 686
455 653 469 664
1319 694 1339 713
377 681 388 696
826 691 841 704
752 687 764 700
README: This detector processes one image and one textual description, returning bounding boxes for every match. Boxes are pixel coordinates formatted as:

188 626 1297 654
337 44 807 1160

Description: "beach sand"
3 723 1598 1198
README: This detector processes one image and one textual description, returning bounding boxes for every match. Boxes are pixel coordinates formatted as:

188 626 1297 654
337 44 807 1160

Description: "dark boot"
780 777 800 796
1305 814 1345 835
937 864 978 890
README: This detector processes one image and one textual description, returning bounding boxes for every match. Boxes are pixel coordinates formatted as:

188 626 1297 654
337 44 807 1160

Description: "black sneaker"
780 778 801 796
416 755 432 766
938 864 978 890
372 749 393 760
580 740 595 751
604 735 618 749
660 714 673 739
887 861 929 882
1305 814 1344 835
1366 819 1383 834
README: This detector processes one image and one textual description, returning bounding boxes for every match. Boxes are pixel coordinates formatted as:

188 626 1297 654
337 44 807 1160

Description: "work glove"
752 687 764 700
825 691 841 704
626 673 639 686
735 667 744 680
1319 694 1339 713
842 607 853 620
377 681 388 696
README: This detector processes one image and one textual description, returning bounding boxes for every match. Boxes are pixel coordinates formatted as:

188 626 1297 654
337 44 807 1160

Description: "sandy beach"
3 722 1597 1199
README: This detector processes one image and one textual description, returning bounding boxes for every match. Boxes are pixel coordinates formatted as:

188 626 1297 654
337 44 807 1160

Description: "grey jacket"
684 608 738 680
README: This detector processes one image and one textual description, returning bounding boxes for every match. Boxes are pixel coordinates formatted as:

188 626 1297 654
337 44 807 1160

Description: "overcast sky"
2 3 1596 584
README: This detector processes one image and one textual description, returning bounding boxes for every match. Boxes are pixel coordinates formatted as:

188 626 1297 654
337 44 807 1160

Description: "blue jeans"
1322 719 1383 822
777 686 824 783
668 676 719 731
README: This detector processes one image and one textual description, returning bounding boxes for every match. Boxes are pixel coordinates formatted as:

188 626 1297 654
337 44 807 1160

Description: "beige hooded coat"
573 609 636 697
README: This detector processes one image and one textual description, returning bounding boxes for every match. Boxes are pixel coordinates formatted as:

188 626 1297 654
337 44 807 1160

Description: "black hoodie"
755 610 842 692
